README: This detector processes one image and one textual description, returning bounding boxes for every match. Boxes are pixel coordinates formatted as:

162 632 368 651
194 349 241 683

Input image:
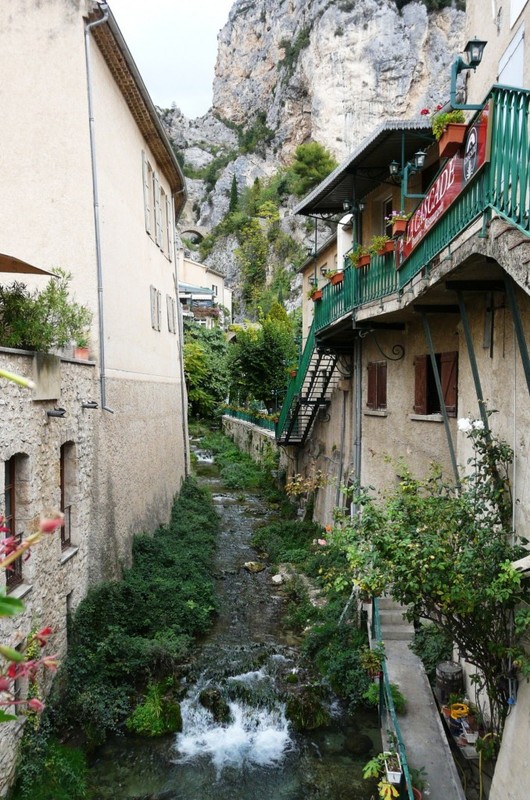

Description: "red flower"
0 677 11 692
39 514 64 534
420 108 430 115
33 626 53 648
26 698 45 713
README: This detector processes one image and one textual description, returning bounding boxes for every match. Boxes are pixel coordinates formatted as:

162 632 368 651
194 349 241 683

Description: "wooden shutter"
440 351 458 417
154 172 162 247
367 362 377 409
413 355 428 414
377 361 387 410
142 152 151 234
166 194 172 260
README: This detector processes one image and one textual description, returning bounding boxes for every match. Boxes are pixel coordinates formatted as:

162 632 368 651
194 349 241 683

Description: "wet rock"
271 574 283 585
285 686 331 732
243 561 266 573
344 732 374 756
198 687 232 724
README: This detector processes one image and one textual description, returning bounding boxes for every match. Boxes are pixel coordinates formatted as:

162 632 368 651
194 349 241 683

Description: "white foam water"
174 696 293 775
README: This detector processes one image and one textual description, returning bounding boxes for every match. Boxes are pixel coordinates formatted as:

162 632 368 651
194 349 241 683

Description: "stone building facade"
0 1 188 790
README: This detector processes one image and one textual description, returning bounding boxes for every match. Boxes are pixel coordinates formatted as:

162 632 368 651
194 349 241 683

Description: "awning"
178 282 214 296
0 253 55 275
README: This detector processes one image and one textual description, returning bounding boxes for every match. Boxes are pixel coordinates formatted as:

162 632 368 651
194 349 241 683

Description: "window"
367 361 387 411
413 351 458 416
4 457 22 590
383 197 393 238
150 285 162 331
142 151 154 235
154 172 162 248
60 443 76 550
212 284 218 297
166 294 177 334
499 25 525 87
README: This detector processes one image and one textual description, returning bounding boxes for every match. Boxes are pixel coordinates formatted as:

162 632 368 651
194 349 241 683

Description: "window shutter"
377 361 387 410
414 355 428 414
440 351 458 417
166 194 172 260
367 362 377 409
156 290 162 331
142 152 151 234
154 172 162 247
150 285 157 329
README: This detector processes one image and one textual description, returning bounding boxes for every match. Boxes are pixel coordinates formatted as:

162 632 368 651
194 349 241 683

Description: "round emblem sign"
463 127 478 182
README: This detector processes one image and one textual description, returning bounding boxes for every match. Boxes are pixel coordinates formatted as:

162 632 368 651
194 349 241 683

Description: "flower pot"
391 218 407 237
289 370 297 378
330 271 344 285
74 346 89 360
438 123 467 158
311 290 323 302
384 752 402 784
377 240 395 255
412 788 423 800
356 254 371 268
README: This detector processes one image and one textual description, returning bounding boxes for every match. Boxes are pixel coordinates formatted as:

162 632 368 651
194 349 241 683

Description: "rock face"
163 0 465 291
213 0 464 161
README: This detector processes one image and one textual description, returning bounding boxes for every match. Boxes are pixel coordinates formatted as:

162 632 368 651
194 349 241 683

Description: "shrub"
410 623 453 684
125 680 182 737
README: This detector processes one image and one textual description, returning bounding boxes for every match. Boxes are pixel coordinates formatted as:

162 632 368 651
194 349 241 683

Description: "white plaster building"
0 1 188 789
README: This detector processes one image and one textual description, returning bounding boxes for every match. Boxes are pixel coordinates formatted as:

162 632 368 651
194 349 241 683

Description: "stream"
88 444 380 799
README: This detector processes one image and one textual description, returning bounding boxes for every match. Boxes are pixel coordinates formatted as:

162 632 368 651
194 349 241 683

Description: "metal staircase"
276 322 341 446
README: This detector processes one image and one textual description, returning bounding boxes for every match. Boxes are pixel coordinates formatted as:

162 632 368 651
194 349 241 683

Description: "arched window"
60 442 76 550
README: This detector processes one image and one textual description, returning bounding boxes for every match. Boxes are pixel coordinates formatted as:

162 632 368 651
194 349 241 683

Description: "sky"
108 0 234 118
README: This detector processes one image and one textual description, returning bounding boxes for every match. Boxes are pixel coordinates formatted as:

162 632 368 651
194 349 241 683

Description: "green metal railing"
313 84 530 333
372 598 414 800
222 407 276 432
276 321 316 437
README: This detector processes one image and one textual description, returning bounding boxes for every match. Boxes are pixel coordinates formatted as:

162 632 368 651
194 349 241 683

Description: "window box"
438 123 467 159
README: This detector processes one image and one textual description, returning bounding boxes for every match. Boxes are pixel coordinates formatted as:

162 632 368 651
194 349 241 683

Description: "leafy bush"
10 720 88 800
0 270 92 352
363 681 406 715
251 520 323 567
53 477 219 746
125 680 182 737
410 623 453 684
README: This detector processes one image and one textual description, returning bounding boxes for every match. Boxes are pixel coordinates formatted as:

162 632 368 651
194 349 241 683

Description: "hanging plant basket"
310 289 323 302
383 752 402 785
330 271 344 285
356 254 371 268
377 240 395 255
438 123 467 158
391 218 407 237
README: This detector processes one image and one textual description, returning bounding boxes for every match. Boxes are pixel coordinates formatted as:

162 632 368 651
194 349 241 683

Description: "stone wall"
221 415 287 473
0 349 97 795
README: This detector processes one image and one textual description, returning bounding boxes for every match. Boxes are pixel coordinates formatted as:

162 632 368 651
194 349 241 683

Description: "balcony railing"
313 85 530 334
222 406 277 432
276 322 316 439
372 597 414 800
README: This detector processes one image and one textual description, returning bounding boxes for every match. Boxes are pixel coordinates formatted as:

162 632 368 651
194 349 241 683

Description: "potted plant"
370 234 394 256
359 642 385 679
348 244 371 269
363 753 401 799
308 285 323 302
432 109 466 158
74 334 90 360
385 211 410 237
325 269 344 286
408 766 428 800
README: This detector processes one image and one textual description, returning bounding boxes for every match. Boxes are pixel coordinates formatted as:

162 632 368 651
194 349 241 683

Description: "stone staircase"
375 596 414 642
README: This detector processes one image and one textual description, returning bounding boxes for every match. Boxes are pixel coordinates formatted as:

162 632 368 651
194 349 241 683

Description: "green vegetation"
228 303 298 412
363 681 406 715
330 420 530 737
278 27 311 77
51 478 219 748
396 0 465 9
183 323 230 418
288 142 338 197
0 269 92 353
10 718 88 800
410 623 453 684
125 679 183 737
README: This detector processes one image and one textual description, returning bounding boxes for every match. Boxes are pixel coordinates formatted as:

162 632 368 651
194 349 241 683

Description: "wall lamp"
81 401 99 409
450 37 487 111
342 199 365 213
389 150 427 203
47 407 66 418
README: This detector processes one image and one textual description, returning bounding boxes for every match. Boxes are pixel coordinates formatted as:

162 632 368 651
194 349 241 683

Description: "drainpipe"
352 333 362 518
174 243 190 478
84 4 113 413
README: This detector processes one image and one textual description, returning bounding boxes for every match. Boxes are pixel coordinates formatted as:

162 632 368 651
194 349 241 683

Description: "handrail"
276 321 316 438
222 407 277 432
372 598 414 800
312 84 530 334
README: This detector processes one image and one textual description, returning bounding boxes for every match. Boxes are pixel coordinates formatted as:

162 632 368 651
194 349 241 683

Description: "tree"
331 420 530 740
228 174 239 213
183 323 230 418
288 142 338 197
228 303 297 412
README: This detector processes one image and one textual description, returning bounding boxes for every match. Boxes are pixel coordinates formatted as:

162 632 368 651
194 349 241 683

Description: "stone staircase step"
380 625 415 641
